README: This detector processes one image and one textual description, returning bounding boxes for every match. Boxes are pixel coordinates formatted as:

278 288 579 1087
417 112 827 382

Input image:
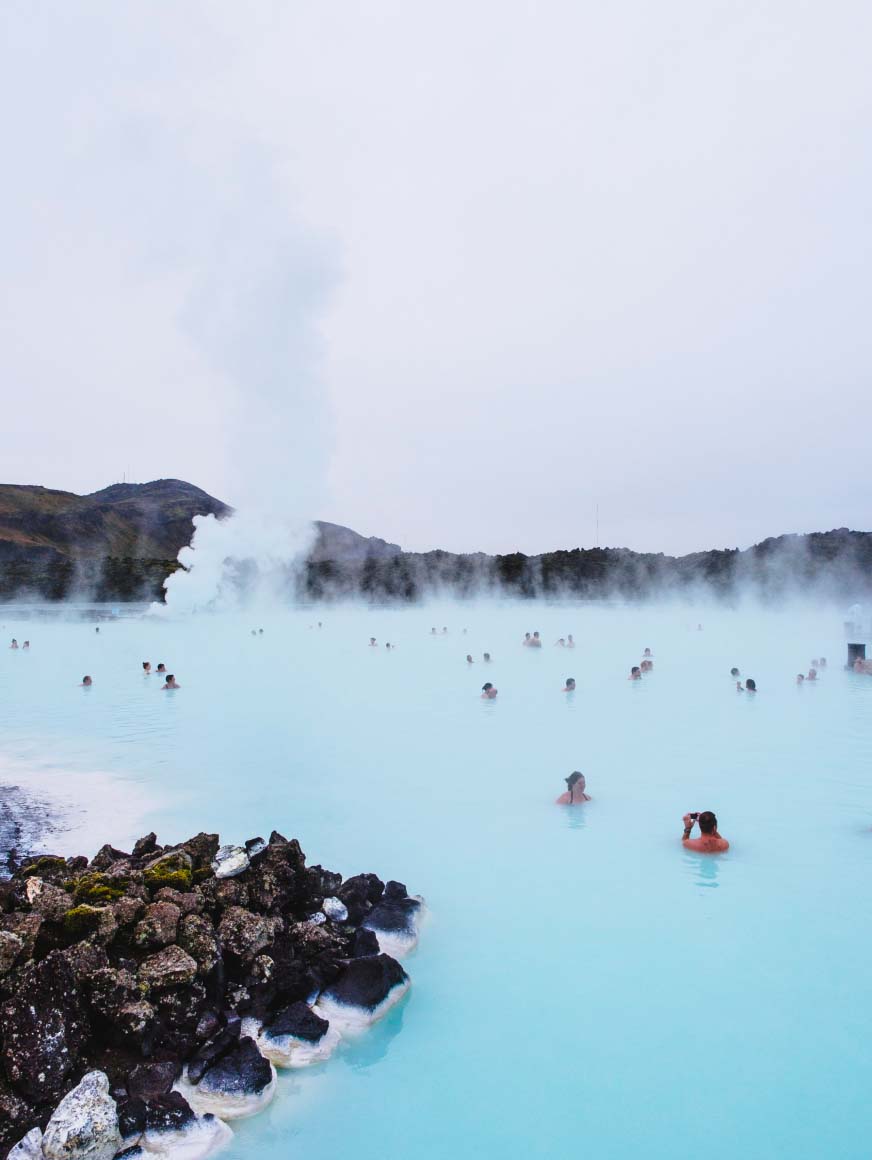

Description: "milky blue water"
2 601 872 1159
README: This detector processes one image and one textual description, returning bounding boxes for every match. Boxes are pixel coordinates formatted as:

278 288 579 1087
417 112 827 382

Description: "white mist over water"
160 511 316 615
153 150 337 615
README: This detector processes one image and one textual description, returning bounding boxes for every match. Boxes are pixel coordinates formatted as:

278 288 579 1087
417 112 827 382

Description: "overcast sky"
2 2 871 556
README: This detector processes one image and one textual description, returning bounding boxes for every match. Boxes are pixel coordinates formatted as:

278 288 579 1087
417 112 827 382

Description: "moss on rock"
67 872 127 905
63 905 103 938
20 856 67 879
144 855 192 893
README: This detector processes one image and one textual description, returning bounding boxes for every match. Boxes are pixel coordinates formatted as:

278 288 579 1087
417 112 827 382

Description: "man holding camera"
682 811 729 853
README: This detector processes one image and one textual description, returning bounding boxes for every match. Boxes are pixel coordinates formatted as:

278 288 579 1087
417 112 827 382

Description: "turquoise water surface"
1 601 871 1159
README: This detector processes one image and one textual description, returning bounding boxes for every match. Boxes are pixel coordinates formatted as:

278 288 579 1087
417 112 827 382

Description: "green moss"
66 872 127 905
192 867 212 885
63 905 102 938
20 856 67 878
144 856 192 892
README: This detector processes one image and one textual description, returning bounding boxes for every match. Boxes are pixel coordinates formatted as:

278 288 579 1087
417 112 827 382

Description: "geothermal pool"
2 601 872 1159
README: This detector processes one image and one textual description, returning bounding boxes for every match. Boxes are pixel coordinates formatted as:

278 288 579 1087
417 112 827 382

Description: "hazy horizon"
2 3 871 557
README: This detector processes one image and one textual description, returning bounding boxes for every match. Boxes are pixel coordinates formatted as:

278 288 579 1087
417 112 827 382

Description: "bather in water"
563 678 576 692
681 811 729 853
481 683 498 700
556 771 590 805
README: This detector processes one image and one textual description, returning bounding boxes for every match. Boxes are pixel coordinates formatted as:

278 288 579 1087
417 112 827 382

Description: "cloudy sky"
2 2 870 555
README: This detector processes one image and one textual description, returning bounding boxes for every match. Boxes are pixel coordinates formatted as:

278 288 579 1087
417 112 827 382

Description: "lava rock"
217 907 274 960
0 1078 34 1154
132 833 160 859
134 902 181 950
0 913 42 960
362 894 423 955
41 1070 121 1160
316 953 409 1026
127 1062 180 1102
211 846 249 880
0 930 24 976
337 873 385 923
264 1001 329 1044
177 914 221 975
0 950 87 1101
351 928 380 957
23 877 70 922
139 946 198 990
182 1036 276 1119
143 1091 196 1134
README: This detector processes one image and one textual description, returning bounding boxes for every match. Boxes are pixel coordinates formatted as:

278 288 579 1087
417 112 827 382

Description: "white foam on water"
175 1068 277 1121
0 754 154 861
313 978 411 1034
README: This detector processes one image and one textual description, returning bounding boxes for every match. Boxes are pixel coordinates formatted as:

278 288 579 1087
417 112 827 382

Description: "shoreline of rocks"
0 829 424 1160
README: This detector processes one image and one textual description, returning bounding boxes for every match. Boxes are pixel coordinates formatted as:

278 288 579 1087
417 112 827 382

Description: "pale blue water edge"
2 600 872 1159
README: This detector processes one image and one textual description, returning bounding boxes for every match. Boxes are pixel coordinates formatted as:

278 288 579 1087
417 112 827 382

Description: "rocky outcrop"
361 881 425 957
315 954 410 1031
0 830 422 1159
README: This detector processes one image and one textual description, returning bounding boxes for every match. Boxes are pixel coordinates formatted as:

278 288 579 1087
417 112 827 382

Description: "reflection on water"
684 849 722 889
344 996 408 1071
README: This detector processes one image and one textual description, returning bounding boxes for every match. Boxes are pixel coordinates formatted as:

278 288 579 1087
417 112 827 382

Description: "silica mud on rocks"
0 827 425 1160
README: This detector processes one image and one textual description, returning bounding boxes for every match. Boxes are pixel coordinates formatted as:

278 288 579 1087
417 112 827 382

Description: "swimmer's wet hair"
482 683 493 691
565 770 585 802
699 811 717 834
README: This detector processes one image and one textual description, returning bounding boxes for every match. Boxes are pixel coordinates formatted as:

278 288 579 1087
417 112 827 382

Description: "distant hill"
0 480 230 600
0 478 870 603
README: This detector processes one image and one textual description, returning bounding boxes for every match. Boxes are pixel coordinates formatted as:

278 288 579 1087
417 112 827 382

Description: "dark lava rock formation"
0 830 417 1158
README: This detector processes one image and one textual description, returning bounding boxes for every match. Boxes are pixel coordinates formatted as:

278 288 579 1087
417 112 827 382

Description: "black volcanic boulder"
316 953 409 1026
352 928 380 957
362 887 422 953
197 1037 271 1096
185 1037 276 1118
0 1076 32 1154
143 1091 196 1134
0 950 87 1101
126 1061 180 1102
264 1001 329 1044
337 873 385 924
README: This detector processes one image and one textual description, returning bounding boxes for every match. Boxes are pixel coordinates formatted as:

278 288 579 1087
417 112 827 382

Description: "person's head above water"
730 667 740 677
797 673 805 683
698 810 718 834
565 771 585 791
630 666 641 678
82 675 92 686
745 678 757 691
644 648 652 656
483 652 491 661
466 654 474 663
157 663 166 672
564 677 576 691
142 661 151 672
481 682 498 698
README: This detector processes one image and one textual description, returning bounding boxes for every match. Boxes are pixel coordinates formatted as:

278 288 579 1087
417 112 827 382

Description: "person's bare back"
681 812 729 852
